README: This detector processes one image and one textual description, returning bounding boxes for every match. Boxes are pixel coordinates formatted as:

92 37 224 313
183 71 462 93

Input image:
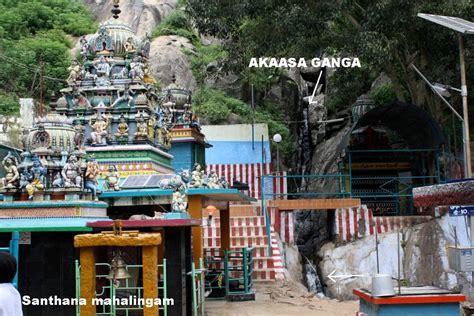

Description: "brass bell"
107 253 131 281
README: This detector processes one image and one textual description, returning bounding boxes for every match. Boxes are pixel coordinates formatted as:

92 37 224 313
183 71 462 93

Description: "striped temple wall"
206 163 287 199
263 205 432 244
202 215 285 280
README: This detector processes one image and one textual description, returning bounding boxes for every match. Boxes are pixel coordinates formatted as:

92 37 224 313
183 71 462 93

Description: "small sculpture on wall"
79 36 89 61
73 120 86 149
171 186 187 212
111 87 135 108
115 115 129 139
1 152 19 189
134 114 148 139
84 156 100 200
61 154 83 188
189 163 205 188
129 57 144 80
206 171 221 189
67 60 81 85
25 155 47 199
90 113 109 145
124 37 136 55
104 165 120 191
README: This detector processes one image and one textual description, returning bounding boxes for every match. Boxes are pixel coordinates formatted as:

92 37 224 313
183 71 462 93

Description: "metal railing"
188 258 206 316
204 247 255 299
75 259 168 316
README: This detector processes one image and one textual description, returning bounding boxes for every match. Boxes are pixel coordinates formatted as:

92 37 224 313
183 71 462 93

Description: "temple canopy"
353 101 444 149
339 101 444 152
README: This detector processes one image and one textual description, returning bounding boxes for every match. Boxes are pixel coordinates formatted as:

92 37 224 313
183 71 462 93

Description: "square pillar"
142 246 159 316
220 202 231 251
165 227 190 316
79 247 96 316
188 195 203 265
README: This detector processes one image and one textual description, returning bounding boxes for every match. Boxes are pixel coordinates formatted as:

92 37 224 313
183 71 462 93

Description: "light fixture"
272 133 282 143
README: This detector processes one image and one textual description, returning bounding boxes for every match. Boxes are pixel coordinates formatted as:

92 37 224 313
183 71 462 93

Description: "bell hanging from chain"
107 252 131 284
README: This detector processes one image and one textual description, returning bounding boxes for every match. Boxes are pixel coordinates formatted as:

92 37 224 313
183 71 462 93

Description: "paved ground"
205 281 358 316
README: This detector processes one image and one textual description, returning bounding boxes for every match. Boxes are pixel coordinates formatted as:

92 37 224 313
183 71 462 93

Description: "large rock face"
82 0 177 37
149 35 197 91
318 215 473 301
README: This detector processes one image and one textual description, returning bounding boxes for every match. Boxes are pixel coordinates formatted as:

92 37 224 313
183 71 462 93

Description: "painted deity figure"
189 163 204 188
79 36 89 61
135 115 148 138
74 91 91 108
61 154 82 188
95 56 111 77
129 57 144 80
1 152 19 189
111 87 135 108
67 60 81 85
25 155 46 199
73 120 85 149
19 169 32 190
124 37 136 54
171 187 187 212
84 156 100 200
206 171 221 189
90 114 109 145
115 116 129 138
105 165 120 191
140 33 151 58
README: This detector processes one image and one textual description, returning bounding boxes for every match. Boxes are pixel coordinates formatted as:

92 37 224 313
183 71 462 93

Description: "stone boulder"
149 35 197 92
82 0 177 37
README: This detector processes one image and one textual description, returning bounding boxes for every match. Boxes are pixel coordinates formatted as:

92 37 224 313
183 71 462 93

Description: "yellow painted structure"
74 232 162 316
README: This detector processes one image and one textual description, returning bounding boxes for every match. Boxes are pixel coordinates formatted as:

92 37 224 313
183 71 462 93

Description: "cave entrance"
339 101 452 216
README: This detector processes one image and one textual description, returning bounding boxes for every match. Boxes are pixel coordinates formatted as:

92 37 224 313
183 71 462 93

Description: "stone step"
203 226 268 236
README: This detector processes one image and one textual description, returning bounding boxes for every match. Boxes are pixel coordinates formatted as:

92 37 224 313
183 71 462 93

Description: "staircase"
203 215 285 281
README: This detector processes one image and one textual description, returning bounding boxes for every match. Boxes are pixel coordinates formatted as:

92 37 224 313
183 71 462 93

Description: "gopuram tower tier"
52 14 180 177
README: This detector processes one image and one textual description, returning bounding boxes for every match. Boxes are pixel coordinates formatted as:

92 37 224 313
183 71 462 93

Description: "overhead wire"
0 53 67 82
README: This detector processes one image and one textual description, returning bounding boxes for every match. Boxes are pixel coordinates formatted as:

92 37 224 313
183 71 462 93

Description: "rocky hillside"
82 0 177 37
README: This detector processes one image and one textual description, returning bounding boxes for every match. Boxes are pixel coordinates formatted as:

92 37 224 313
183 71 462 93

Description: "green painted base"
164 212 190 219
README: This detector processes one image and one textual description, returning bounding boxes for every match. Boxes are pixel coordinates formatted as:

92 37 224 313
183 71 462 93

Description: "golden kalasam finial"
111 0 121 19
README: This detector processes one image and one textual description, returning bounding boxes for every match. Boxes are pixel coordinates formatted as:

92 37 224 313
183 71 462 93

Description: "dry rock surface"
149 35 197 91
205 281 357 316
82 0 177 37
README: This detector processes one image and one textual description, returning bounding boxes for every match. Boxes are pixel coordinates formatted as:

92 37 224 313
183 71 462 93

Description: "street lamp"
418 13 474 178
272 133 282 173
411 64 468 178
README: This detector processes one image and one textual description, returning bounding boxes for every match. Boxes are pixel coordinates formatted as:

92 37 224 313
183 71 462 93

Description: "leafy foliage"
0 0 96 114
193 87 294 157
0 92 19 115
186 0 474 123
152 10 198 43
188 44 227 85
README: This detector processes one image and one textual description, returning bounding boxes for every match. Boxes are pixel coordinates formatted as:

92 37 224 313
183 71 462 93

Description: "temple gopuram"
0 2 254 315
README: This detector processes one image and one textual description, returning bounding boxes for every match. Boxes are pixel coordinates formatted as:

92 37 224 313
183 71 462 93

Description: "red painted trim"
87 219 202 227
368 209 374 235
353 289 465 305
338 209 343 242
345 208 351 241
353 208 358 238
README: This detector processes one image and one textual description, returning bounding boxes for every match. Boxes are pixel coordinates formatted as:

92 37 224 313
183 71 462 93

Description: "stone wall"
318 215 473 301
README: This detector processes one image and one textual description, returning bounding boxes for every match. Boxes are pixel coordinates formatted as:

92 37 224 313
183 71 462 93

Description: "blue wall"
205 141 271 165
170 142 206 171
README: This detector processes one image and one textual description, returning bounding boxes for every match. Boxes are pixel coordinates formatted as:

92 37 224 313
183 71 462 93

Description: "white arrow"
328 269 365 283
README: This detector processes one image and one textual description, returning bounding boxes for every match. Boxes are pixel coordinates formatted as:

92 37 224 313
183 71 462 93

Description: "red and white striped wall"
335 206 432 243
206 163 287 199
202 215 285 281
